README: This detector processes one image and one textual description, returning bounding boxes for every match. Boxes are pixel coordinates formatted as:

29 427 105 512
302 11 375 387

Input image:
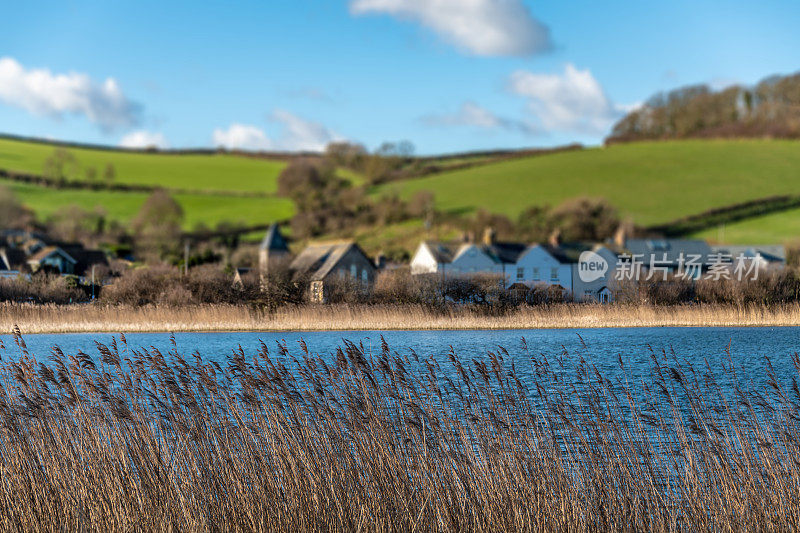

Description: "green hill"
0 136 297 229
375 139 800 228
0 136 286 193
3 135 800 244
4 180 295 230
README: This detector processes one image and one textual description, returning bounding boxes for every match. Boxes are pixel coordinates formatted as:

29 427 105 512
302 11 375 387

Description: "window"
350 263 357 279
532 267 539 280
516 267 524 281
550 267 558 280
361 269 368 284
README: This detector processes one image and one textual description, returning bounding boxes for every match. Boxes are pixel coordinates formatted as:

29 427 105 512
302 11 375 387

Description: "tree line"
608 72 800 143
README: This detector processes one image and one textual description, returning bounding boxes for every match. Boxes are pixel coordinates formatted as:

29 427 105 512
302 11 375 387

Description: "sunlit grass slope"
2 179 294 229
0 136 286 193
376 139 800 226
691 207 800 245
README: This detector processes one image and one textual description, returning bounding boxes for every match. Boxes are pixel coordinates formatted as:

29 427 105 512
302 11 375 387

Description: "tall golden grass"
1 329 800 530
3 302 800 333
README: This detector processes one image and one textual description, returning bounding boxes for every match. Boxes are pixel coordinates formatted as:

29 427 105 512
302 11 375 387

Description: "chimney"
613 223 629 248
482 227 496 246
548 228 562 247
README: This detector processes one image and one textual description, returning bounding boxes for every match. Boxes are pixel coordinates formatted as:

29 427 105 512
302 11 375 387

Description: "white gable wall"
449 244 500 276
514 245 573 293
410 243 439 275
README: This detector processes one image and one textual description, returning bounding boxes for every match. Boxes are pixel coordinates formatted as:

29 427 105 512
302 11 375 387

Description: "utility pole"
91 264 95 300
184 241 190 276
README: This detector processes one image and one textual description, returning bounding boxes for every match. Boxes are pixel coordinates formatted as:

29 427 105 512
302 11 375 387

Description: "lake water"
2 327 798 395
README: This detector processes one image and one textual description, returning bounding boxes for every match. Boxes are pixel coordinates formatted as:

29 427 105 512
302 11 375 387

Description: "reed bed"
3 302 800 333
1 329 800 530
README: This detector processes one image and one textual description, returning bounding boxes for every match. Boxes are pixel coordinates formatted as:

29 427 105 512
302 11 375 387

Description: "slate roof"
542 242 596 264
290 241 372 281
624 239 712 264
711 245 786 263
421 241 457 264
486 242 528 264
423 241 528 265
259 224 289 252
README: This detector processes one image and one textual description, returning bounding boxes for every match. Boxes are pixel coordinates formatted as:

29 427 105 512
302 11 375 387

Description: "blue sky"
1 0 798 154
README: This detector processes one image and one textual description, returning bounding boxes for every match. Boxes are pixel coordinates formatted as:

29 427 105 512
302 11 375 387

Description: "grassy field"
0 136 286 193
691 206 800 244
4 135 800 242
3 179 294 229
376 139 800 227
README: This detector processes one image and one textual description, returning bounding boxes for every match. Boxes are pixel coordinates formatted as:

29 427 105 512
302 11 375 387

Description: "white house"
410 239 525 280
513 245 573 292
410 236 621 302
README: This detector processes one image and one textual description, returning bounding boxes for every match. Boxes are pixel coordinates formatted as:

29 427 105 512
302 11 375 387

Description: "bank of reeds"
3 302 800 333
1 330 800 530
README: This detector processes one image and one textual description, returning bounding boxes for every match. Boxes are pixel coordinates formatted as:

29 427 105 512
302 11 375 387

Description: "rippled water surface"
3 327 798 393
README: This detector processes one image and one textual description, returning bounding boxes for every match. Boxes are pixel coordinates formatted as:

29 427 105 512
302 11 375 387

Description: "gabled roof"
423 241 527 265
542 242 599 264
422 241 457 264
27 246 77 265
486 242 528 264
290 241 373 281
260 224 289 252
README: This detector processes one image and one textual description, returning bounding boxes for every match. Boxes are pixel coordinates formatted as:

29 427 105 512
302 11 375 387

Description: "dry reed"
0 329 800 530
3 302 800 333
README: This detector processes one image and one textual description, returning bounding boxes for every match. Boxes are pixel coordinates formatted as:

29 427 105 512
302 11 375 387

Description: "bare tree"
132 189 184 262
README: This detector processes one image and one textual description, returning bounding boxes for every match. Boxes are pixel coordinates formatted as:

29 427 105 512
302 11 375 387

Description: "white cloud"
0 56 140 131
350 0 551 56
269 110 339 151
509 64 630 134
119 130 168 149
213 111 340 152
213 124 273 151
422 101 538 135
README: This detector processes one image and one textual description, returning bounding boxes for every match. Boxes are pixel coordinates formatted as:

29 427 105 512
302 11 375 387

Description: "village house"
0 229 108 278
410 229 525 279
710 244 786 271
289 241 376 303
27 246 78 274
410 230 621 302
258 224 291 280
622 238 713 278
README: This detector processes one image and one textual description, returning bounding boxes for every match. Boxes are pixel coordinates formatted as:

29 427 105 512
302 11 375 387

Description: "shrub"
0 274 86 304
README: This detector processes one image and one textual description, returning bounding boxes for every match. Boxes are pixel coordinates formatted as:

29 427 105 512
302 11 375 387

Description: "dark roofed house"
0 247 27 271
64 248 110 277
624 239 713 276
259 224 291 279
290 241 376 303
27 246 78 275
